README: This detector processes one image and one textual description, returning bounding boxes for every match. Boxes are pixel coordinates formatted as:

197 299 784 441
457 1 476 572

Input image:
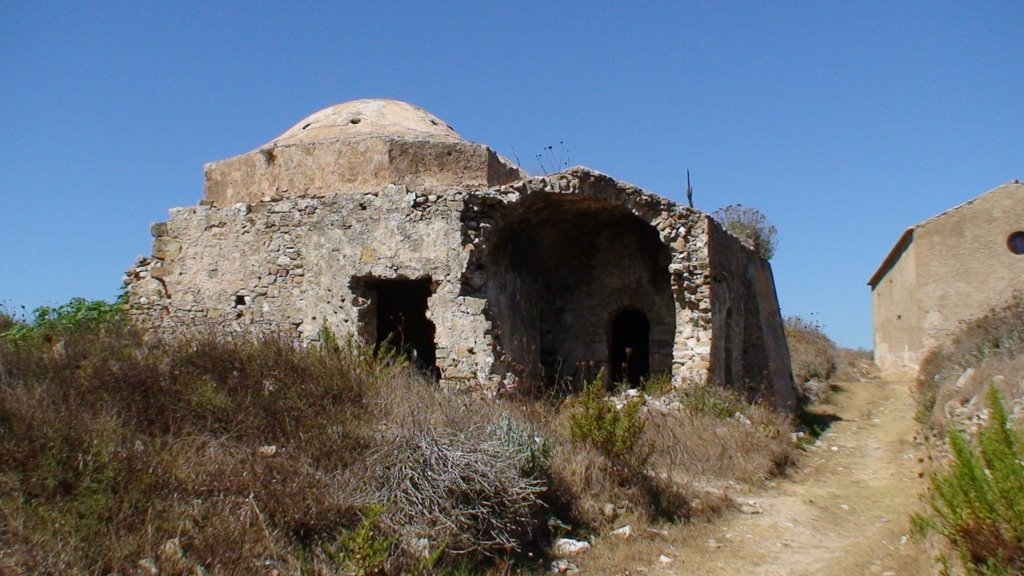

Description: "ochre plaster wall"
872 182 1024 376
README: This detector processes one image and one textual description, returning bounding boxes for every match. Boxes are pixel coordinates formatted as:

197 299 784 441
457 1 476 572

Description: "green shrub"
641 371 674 397
333 504 396 576
569 380 650 466
2 296 125 343
914 388 1024 574
677 381 746 421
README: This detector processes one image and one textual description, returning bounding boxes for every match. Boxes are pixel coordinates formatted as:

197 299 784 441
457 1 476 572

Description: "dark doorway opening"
361 278 437 374
609 309 650 386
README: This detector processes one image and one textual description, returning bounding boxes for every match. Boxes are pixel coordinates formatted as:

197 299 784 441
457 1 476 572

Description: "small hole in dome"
1008 231 1024 255
349 117 362 125
302 123 312 130
430 120 439 126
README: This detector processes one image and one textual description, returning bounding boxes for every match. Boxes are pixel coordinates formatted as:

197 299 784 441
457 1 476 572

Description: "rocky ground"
576 379 937 575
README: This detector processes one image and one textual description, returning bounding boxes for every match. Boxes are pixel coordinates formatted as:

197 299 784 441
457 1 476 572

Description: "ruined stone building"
869 181 1024 376
125 99 795 408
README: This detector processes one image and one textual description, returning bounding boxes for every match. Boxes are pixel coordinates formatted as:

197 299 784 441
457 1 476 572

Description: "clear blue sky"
2 1 1021 349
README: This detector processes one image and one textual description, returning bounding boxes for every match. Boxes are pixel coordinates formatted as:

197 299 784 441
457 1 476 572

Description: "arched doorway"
609 309 650 386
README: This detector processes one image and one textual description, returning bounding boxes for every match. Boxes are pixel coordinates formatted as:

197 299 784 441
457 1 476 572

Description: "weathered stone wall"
204 138 524 207
707 219 796 410
126 164 791 403
125 100 794 404
125 185 503 387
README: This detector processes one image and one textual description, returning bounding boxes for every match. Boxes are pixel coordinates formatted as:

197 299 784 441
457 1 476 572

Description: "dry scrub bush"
0 299 799 574
352 376 550 562
917 292 1024 429
784 316 838 405
0 325 382 575
711 204 779 260
644 383 795 487
0 318 562 574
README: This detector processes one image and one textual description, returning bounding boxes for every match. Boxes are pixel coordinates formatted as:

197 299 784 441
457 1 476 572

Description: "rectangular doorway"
352 276 437 374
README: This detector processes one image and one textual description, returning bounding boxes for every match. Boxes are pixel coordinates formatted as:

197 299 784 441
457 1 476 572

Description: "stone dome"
202 99 525 206
271 99 464 146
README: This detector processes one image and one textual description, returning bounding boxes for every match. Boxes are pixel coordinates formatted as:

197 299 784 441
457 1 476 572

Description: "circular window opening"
1008 231 1024 255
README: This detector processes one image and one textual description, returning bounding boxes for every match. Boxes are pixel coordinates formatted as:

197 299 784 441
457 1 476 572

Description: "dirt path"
667 380 933 575
584 380 936 575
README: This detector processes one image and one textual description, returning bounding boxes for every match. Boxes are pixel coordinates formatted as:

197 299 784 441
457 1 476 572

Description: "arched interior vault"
484 194 675 387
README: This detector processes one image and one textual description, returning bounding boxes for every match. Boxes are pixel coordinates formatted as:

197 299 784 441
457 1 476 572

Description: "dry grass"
537 382 796 535
784 316 839 405
1 322 549 574
0 311 15 334
917 291 1024 431
0 325 383 575
644 398 795 487
0 303 799 575
833 347 879 382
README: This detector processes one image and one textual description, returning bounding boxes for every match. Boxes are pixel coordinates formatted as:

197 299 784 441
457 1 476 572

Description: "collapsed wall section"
460 168 714 389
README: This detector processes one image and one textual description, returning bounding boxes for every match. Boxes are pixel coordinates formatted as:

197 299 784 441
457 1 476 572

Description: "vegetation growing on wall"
711 204 778 260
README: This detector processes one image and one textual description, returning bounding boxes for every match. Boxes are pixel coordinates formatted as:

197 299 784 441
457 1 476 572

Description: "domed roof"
271 99 465 146
203 99 526 206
